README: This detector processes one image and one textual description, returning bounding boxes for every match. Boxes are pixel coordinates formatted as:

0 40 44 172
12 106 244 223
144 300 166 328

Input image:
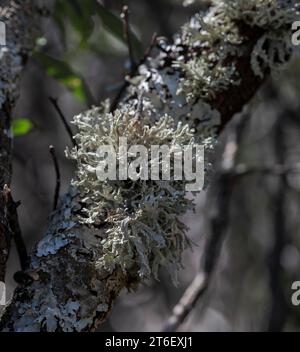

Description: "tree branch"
0 0 40 282
49 145 61 212
0 0 296 331
49 97 77 148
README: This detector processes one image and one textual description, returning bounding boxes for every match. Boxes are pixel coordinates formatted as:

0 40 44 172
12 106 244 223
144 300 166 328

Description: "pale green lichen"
217 0 298 29
173 9 242 101
174 58 240 101
250 32 292 78
218 0 300 78
66 0 299 285
128 63 222 139
67 102 200 282
174 0 299 100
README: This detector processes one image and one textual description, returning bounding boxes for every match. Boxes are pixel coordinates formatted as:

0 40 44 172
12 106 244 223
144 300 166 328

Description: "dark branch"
3 186 28 272
49 97 77 148
121 5 136 69
49 145 61 212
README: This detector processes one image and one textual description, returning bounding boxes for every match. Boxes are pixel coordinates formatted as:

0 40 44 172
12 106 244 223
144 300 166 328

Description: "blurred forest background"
5 0 300 331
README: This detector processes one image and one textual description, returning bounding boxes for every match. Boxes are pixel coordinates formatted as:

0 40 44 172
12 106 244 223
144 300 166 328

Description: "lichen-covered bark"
0 0 39 282
0 0 298 331
0 189 131 331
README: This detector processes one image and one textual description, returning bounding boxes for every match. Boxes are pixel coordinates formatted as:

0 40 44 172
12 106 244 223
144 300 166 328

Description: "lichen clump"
174 0 299 100
65 0 299 284
67 102 199 282
220 0 299 78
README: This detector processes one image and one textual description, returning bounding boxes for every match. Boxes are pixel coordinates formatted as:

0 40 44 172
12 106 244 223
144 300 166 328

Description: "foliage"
34 52 94 105
12 119 34 137
35 1 142 105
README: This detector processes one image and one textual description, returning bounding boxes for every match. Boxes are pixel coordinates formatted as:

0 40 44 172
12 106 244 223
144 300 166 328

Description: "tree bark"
0 0 39 283
0 0 296 331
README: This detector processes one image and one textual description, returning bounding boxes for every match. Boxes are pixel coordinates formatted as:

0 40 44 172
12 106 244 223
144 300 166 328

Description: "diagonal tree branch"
0 0 297 331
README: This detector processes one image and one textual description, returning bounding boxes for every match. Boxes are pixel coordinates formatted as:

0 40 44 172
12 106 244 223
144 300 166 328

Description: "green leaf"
54 0 142 57
12 119 34 137
54 0 95 47
34 52 94 105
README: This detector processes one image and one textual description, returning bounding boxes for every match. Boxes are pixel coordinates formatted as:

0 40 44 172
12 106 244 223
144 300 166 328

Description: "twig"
163 272 208 332
141 33 158 63
3 185 28 271
121 5 136 69
49 145 61 211
48 97 77 148
110 33 158 112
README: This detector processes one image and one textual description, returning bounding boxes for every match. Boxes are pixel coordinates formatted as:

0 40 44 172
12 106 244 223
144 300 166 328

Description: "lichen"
171 0 299 101
64 0 300 284
218 0 298 30
127 58 221 139
3 0 300 332
173 58 240 101
218 0 300 78
67 101 202 282
36 234 71 257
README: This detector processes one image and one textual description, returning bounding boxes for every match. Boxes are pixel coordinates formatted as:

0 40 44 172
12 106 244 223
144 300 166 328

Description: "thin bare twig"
49 145 61 211
163 272 208 332
121 5 136 69
141 33 158 63
48 97 77 148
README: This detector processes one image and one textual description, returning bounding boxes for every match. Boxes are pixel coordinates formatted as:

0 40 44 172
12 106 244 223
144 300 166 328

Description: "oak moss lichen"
67 102 200 282
67 0 298 284
174 0 299 100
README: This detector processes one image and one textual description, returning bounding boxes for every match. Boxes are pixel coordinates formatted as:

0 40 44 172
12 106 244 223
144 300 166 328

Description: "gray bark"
0 0 39 283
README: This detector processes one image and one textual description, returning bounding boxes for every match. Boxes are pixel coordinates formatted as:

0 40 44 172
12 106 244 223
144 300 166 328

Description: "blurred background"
5 0 300 331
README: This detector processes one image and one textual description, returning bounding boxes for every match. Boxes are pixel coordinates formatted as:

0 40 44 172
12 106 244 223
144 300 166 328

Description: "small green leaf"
12 119 34 136
34 52 94 105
